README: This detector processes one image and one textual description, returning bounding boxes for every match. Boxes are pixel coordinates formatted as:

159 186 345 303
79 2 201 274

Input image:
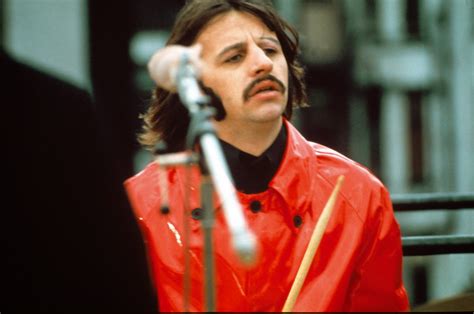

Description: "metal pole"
376 0 411 193
392 192 474 211
402 235 474 256
201 175 216 312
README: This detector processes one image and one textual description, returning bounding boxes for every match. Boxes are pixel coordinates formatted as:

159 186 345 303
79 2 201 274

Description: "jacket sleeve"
345 185 410 311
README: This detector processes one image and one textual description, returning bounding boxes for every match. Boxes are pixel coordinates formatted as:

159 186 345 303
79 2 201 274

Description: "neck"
214 118 283 156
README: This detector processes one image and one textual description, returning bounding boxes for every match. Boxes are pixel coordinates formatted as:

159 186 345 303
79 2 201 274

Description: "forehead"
194 11 277 53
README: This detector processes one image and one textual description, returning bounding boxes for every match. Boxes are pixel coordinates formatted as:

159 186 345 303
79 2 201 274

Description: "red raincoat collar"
173 119 317 216
269 120 317 211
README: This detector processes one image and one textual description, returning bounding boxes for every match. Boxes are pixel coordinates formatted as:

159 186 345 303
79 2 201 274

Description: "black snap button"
250 200 262 213
293 215 303 227
160 205 170 215
191 208 204 220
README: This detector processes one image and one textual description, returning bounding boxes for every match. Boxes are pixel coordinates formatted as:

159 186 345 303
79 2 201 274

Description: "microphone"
147 44 202 93
149 46 257 264
175 52 257 264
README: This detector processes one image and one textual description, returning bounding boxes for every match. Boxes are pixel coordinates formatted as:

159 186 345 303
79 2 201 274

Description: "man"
125 0 409 311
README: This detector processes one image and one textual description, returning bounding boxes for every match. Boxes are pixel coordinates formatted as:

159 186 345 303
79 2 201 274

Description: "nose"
249 46 273 77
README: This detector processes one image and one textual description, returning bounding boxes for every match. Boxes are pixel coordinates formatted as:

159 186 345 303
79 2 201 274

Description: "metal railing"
391 192 474 256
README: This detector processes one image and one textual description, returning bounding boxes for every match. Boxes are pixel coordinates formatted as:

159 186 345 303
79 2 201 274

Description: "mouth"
249 81 281 97
244 76 286 102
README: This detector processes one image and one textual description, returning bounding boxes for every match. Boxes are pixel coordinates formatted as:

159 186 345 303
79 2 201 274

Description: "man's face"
195 11 289 131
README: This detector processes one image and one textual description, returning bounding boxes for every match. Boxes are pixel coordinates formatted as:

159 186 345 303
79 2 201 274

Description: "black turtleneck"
219 124 287 194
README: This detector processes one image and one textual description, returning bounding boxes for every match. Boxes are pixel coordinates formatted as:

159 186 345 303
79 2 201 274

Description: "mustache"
197 74 287 122
243 75 286 102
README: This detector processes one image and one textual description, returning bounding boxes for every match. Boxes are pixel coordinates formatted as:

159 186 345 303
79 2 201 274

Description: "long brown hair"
139 0 308 152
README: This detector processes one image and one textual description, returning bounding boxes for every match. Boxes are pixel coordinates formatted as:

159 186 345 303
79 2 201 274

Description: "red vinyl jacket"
124 121 409 312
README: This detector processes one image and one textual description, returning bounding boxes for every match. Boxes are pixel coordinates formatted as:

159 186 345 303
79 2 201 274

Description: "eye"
263 47 278 56
225 53 243 63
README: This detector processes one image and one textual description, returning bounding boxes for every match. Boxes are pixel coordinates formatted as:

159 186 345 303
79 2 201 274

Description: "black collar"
219 125 287 194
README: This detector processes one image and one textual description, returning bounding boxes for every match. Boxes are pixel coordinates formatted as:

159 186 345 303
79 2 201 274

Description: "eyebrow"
261 36 280 46
217 42 245 59
216 36 281 59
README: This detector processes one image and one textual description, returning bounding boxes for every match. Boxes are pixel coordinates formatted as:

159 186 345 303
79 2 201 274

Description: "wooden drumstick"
282 175 345 312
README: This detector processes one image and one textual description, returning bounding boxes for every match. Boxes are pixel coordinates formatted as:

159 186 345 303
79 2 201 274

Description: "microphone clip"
176 53 210 113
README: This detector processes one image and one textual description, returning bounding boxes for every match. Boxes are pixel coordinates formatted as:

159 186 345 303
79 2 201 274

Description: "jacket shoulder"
310 142 390 221
311 143 381 184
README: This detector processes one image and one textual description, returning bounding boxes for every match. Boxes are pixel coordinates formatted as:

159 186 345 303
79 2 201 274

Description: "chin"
257 101 286 117
249 107 285 123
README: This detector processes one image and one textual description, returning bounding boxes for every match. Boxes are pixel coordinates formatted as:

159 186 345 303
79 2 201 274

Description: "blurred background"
2 0 472 310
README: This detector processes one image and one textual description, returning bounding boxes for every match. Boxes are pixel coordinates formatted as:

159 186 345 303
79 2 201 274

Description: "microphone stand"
157 53 256 312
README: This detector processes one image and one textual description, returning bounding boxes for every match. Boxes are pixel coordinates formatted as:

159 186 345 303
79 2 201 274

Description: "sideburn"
284 73 294 120
199 82 227 121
